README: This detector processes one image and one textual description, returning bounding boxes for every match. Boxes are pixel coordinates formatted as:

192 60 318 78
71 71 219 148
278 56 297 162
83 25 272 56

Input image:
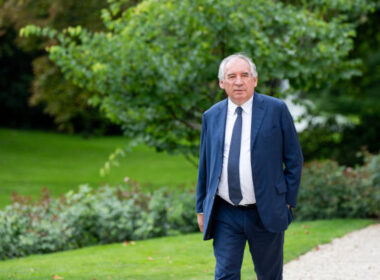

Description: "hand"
287 204 291 209
197 213 204 233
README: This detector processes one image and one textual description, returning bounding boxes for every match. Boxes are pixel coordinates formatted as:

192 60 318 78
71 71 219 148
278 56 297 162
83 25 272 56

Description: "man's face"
219 58 258 105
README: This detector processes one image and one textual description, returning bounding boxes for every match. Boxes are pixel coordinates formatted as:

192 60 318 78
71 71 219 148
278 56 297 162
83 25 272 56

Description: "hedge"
0 153 379 260
0 185 197 260
295 152 380 220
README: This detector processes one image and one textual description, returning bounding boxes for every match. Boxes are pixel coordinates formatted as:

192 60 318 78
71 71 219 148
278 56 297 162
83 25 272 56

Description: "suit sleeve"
196 114 207 213
280 102 303 207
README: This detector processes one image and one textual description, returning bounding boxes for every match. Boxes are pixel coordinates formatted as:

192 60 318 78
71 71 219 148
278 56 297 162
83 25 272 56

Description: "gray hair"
218 53 258 81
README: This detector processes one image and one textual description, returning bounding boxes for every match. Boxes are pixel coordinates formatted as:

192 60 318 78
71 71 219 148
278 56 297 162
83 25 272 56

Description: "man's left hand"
197 213 204 233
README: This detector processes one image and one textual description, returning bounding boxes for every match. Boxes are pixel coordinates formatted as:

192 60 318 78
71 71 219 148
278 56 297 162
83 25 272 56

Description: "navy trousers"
212 197 284 280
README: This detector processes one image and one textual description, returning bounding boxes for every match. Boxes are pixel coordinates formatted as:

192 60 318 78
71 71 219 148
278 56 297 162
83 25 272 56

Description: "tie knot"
236 107 242 115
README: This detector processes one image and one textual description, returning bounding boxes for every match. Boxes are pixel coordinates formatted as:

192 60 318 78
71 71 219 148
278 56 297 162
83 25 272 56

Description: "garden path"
283 223 380 279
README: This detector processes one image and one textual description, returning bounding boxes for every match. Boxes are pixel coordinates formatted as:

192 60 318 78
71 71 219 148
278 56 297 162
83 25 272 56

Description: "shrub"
295 153 380 220
0 184 197 260
1 153 379 260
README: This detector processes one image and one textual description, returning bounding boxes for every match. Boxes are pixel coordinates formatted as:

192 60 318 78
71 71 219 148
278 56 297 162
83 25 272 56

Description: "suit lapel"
251 93 265 149
215 99 228 156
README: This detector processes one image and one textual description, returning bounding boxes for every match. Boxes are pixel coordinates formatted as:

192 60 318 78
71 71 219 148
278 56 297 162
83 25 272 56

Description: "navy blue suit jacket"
196 92 303 240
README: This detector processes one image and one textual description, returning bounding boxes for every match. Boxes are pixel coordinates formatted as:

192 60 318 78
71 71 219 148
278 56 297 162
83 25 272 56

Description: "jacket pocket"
275 181 287 194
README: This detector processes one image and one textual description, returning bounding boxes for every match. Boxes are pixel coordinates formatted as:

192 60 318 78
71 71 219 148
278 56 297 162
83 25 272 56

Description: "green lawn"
0 219 374 280
0 129 377 279
0 128 197 208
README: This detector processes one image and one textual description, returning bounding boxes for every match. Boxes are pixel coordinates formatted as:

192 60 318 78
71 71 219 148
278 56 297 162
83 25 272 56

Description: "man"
196 53 303 280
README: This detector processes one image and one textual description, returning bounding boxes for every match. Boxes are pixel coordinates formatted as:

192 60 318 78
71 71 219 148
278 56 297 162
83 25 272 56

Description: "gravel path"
283 223 380 280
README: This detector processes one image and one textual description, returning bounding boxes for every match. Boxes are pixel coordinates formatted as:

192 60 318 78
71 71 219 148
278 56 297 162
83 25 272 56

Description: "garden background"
0 0 379 279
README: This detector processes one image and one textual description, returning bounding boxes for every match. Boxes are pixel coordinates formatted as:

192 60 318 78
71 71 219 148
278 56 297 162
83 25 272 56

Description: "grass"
0 129 377 278
0 219 374 280
0 128 197 208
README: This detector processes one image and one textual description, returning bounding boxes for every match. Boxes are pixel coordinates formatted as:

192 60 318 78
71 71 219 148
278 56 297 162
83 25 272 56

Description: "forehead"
225 58 250 75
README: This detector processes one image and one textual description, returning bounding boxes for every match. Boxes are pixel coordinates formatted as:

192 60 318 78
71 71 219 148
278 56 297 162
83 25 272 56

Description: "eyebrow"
227 72 250 77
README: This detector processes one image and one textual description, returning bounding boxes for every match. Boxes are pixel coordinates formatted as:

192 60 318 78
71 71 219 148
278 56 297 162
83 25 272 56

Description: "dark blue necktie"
228 106 243 205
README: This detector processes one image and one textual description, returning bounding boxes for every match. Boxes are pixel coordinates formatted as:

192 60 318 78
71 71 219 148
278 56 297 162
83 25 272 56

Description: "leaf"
25 0 371 160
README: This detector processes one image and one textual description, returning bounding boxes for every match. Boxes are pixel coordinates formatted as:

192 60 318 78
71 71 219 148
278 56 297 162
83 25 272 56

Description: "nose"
234 75 243 85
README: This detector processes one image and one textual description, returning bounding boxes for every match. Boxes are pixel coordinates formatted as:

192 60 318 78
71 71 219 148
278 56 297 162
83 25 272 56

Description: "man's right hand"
197 213 204 233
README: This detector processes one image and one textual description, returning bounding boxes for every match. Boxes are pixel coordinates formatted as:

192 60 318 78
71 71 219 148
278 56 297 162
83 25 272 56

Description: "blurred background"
1 0 378 159
0 0 379 206
0 0 379 277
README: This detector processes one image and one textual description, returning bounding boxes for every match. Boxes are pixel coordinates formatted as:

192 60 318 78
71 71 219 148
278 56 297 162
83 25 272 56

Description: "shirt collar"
228 95 253 115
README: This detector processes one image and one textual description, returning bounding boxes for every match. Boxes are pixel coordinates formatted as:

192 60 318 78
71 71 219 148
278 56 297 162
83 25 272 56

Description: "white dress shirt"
217 96 256 205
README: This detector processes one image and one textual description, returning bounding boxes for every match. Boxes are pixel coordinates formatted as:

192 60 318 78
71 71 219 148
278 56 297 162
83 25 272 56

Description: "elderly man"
196 53 303 280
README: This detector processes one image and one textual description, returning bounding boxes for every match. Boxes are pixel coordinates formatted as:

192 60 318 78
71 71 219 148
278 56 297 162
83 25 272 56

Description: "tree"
298 3 380 166
0 1 53 129
21 0 375 163
0 0 138 133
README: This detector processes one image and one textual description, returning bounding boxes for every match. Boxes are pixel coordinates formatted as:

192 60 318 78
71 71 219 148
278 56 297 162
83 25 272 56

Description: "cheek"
223 84 232 92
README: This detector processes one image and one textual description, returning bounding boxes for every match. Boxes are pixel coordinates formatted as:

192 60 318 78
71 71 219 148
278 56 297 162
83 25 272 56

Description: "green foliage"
299 113 380 166
30 56 121 134
305 4 380 115
0 184 197 260
100 147 127 177
296 152 380 220
20 0 375 158
1 150 379 260
0 22 53 130
299 5 380 166
0 0 133 133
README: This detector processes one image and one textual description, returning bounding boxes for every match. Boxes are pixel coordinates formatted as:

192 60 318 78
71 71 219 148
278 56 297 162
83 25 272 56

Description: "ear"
253 76 258 87
219 80 225 89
